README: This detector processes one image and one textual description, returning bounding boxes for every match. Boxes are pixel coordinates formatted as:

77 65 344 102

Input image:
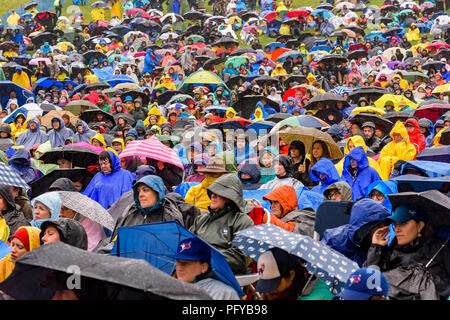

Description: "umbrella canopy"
64 100 98 116
29 168 94 200
265 113 294 123
224 56 247 69
271 115 330 133
348 86 389 104
304 92 349 110
232 224 359 294
350 113 394 133
110 221 243 297
387 190 450 229
278 126 343 159
40 110 78 129
231 95 280 119
0 162 30 190
416 146 450 164
0 242 211 300
119 137 184 170
119 90 150 106
413 102 450 122
57 191 115 231
39 145 100 169
79 109 115 128
1 104 43 124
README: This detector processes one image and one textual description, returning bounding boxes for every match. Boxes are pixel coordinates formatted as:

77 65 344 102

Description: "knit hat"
11 227 31 251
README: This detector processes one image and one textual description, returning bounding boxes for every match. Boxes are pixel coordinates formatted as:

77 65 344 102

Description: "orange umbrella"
271 47 291 62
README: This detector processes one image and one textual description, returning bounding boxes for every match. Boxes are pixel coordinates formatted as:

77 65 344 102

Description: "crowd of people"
0 0 449 301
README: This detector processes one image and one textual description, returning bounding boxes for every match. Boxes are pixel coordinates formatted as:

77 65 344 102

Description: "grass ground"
0 1 31 17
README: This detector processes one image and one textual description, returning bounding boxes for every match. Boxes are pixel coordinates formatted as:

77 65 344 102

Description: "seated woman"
259 155 304 190
40 218 88 250
30 192 62 229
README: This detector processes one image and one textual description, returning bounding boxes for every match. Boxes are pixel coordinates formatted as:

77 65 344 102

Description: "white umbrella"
148 9 163 17
400 1 419 9
160 32 179 40
335 2 355 10
161 13 184 24
57 16 69 23
344 11 358 21
29 57 51 66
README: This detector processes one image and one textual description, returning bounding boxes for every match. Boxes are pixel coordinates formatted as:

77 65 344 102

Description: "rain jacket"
185 176 219 211
250 102 268 121
9 148 43 185
130 105 149 123
322 198 390 266
365 180 398 212
30 192 62 229
9 113 27 138
323 181 353 201
335 135 382 177
261 185 316 236
143 106 168 126
238 162 262 190
83 150 135 209
47 116 74 148
271 63 287 76
341 147 382 201
189 174 254 274
14 117 49 150
404 118 426 154
110 175 200 241
90 133 106 148
310 158 342 195
143 49 156 74
259 146 279 184
378 121 417 180
40 218 88 250
74 119 97 144
0 184 30 241
259 155 304 190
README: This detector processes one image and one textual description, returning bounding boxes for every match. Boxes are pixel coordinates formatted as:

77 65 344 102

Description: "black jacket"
0 184 30 240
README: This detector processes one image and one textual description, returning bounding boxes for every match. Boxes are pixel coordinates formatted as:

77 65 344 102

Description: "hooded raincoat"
9 148 43 185
310 158 342 195
74 119 97 143
83 150 135 209
404 118 426 154
30 192 62 229
47 116 74 148
40 218 88 250
14 117 49 150
365 180 398 212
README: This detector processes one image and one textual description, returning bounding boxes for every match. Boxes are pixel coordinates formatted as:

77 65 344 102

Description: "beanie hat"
12 227 30 251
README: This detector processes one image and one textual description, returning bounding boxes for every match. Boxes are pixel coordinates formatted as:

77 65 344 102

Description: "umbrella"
422 61 445 71
119 137 184 170
350 113 394 133
304 92 349 110
24 1 38 10
284 75 307 87
208 119 249 131
29 58 51 66
29 168 93 200
413 102 450 122
270 115 330 133
232 224 359 293
212 37 239 47
79 109 115 127
0 242 211 300
416 146 450 164
317 54 348 65
387 190 450 228
278 126 343 159
160 32 179 41
393 175 450 193
349 86 389 104
426 42 450 51
276 50 305 63
91 1 107 8
225 75 246 89
82 51 107 63
224 56 247 69
381 110 413 123
113 82 140 91
232 95 280 119
64 100 98 116
39 145 100 169
335 2 355 10
311 9 334 19
57 191 115 231
247 120 276 132
185 34 205 44
0 162 30 190
110 221 243 297
30 32 58 47
119 90 150 106
265 113 294 123
285 9 309 18
1 104 43 124
331 86 354 96
403 71 429 83
254 75 279 86
183 10 207 21
40 110 77 129
113 113 136 127
0 139 14 152
161 13 184 24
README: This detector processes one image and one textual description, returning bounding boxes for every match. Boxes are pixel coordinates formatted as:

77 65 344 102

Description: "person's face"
405 124 415 133
52 120 60 130
57 158 72 169
175 259 208 283
262 269 296 300
274 162 286 177
270 200 284 218
92 139 102 147
350 159 358 169
41 225 61 245
312 143 323 159
290 148 300 159
394 219 425 246
236 138 246 150
0 194 8 212
393 133 402 143
137 184 159 208
63 117 70 125
210 192 229 210
351 124 360 135
370 189 385 202
60 205 77 219
73 181 83 192
99 158 112 174
10 237 28 262
327 189 342 201
363 127 373 139
375 129 384 139
34 202 51 220
261 152 274 168
112 142 123 153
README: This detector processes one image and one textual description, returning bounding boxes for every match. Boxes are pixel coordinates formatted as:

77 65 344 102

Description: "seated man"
170 237 240 300
323 181 353 201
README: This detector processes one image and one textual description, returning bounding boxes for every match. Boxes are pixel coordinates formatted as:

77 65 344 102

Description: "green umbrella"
185 34 205 43
399 9 414 16
224 56 247 69
403 71 429 83
64 100 99 116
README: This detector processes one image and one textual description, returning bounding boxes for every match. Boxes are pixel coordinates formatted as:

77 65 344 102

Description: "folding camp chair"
313 200 354 241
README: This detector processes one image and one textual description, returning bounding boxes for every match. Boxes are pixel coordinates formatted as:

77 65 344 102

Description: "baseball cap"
168 237 211 263
335 267 389 300
386 205 428 223
255 247 299 293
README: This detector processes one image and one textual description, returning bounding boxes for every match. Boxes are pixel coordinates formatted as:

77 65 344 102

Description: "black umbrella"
434 48 450 61
350 112 394 133
212 37 239 47
346 50 368 60
416 146 450 163
240 11 259 21
40 103 58 112
183 10 206 21
80 109 115 126
232 95 280 119
82 50 107 63
39 145 100 168
172 117 198 130
119 90 150 106
183 24 202 36
376 17 393 25
0 242 212 300
113 113 136 127
226 75 246 89
24 1 38 10
194 55 211 64
318 54 348 65
203 56 224 70
30 168 94 199
31 32 58 47
346 26 365 36
84 81 111 92
281 18 300 26
254 75 279 86
284 75 307 87
0 41 18 51
156 90 183 105
304 92 349 110
229 48 256 56
381 110 414 123
349 86 389 104
422 61 445 71
387 190 450 228
110 25 132 37
265 113 292 123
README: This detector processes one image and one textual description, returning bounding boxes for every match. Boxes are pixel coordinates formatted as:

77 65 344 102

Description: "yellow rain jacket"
9 113 28 138
90 133 106 148
12 70 31 90
433 127 448 147
111 0 122 19
406 24 420 42
184 176 219 211
307 73 317 84
91 7 105 23
0 226 41 282
226 107 238 119
252 106 265 122
378 121 418 180
335 135 382 177
271 63 287 76
155 76 176 91
85 70 99 83
392 75 409 92
7 12 20 26
143 105 168 127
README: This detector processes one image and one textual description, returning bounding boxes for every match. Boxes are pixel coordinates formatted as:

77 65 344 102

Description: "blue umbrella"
247 120 276 132
276 50 306 63
392 175 450 193
416 146 450 164
263 42 286 53
0 240 9 260
107 54 127 63
0 162 30 190
311 9 334 19
232 224 360 293
331 86 354 96
110 221 244 298
400 160 450 177
32 77 77 94
364 31 387 43
0 81 35 108
104 74 135 87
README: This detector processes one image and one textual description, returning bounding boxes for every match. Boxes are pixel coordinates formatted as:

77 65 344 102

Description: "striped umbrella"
118 138 184 170
0 162 30 190
331 86 354 96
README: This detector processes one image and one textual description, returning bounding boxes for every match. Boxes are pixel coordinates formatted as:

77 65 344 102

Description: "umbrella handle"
299 266 317 299
425 235 449 269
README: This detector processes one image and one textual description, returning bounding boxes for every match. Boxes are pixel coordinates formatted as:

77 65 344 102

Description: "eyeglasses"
370 191 385 201
327 191 340 200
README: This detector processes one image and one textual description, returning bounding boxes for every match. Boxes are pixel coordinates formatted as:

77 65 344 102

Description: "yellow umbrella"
433 83 450 94
374 94 417 111
351 106 385 116
227 16 242 25
410 43 427 55
56 42 75 52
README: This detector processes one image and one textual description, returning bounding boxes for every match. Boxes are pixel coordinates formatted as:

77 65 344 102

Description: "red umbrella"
263 11 278 22
413 103 450 122
119 137 184 170
426 42 450 51
228 117 253 126
126 9 150 19
133 51 146 58
285 10 309 18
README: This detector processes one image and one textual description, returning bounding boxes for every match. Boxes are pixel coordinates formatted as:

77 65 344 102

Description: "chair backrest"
313 200 353 241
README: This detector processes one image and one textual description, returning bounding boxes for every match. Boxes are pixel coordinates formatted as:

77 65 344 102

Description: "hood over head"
40 218 88 250
133 175 166 214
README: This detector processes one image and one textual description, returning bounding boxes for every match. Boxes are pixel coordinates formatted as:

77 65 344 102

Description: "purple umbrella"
387 61 405 70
